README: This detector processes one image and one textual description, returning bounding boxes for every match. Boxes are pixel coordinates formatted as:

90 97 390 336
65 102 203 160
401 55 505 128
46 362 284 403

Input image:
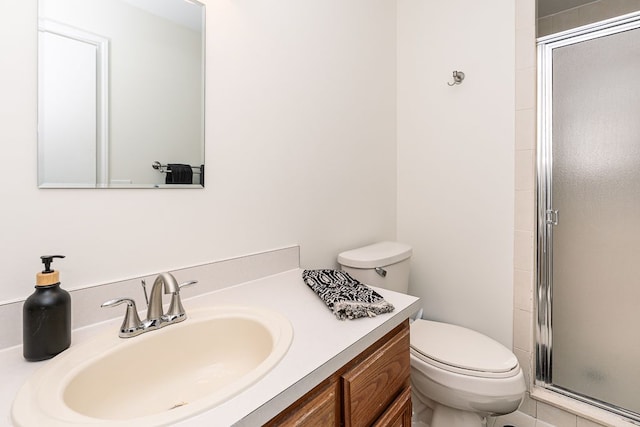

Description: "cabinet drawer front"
342 325 410 427
276 381 339 427
372 386 412 427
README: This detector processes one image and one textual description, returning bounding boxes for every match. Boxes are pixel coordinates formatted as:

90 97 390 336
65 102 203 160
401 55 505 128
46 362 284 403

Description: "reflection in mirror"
38 0 205 188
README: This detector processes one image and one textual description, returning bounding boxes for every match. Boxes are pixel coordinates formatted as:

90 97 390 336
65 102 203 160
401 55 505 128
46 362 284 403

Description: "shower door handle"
545 209 559 226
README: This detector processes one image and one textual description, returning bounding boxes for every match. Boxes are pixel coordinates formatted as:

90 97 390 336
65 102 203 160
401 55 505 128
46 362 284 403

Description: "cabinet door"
342 324 410 427
372 386 412 427
266 380 339 427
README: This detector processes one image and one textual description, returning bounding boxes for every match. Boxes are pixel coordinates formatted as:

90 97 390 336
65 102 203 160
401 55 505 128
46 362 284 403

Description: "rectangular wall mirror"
38 0 205 188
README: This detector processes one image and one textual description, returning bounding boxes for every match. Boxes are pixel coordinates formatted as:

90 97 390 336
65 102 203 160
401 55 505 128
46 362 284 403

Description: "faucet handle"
141 279 149 307
178 280 198 290
101 298 144 338
165 280 197 321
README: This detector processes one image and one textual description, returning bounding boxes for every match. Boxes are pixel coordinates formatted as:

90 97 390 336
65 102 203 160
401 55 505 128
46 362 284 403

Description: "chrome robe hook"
448 71 465 86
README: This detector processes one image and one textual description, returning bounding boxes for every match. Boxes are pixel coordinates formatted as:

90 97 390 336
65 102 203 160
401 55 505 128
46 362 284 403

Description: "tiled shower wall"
513 1 637 426
513 0 538 419
537 0 640 37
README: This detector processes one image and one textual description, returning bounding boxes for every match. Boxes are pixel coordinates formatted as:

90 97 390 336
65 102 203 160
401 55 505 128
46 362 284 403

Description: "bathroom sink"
12 305 293 426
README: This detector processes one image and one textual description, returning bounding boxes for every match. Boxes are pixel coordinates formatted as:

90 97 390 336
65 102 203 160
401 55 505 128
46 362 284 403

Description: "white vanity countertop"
0 268 420 426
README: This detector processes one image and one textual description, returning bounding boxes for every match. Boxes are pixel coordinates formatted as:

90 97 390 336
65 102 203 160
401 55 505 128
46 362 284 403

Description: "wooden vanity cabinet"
265 378 340 426
265 320 411 427
371 387 412 427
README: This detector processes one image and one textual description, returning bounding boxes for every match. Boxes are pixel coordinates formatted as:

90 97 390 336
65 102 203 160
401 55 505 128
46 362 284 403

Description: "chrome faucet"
102 272 197 338
146 272 179 326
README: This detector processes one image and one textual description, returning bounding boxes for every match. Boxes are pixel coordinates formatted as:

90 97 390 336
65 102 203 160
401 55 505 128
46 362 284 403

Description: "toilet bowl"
338 242 526 427
410 319 525 426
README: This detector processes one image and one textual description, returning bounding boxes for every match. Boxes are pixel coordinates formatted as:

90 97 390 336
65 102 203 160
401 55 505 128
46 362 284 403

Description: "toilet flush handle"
375 267 387 278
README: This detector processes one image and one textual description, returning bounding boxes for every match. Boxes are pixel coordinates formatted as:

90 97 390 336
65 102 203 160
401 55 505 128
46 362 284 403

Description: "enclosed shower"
536 12 640 422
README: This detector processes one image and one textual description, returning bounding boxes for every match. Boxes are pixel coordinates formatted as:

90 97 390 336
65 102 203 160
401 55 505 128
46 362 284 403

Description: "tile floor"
488 410 554 427
411 409 555 427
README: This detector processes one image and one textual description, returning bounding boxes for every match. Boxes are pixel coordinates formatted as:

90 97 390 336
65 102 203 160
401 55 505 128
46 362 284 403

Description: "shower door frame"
536 11 640 422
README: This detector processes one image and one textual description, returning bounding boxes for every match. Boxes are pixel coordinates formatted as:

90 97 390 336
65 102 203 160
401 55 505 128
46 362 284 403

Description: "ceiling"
537 0 598 17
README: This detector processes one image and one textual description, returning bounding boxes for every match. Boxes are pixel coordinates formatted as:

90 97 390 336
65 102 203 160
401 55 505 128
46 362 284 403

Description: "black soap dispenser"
23 255 71 361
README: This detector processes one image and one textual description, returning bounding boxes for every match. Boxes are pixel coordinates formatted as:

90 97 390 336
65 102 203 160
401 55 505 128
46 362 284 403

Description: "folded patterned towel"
302 269 395 320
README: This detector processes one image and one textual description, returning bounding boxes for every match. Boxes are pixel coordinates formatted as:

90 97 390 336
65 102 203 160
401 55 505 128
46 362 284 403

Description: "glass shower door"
538 16 640 419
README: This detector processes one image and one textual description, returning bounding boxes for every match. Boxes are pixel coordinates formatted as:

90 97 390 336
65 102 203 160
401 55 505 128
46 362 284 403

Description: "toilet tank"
337 241 413 293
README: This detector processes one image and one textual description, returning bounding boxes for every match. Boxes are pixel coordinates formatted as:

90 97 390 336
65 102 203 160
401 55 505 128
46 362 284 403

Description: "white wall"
0 0 397 303
397 0 515 347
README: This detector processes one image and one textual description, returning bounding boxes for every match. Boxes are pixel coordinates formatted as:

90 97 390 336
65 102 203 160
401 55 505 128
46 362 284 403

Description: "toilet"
338 241 525 427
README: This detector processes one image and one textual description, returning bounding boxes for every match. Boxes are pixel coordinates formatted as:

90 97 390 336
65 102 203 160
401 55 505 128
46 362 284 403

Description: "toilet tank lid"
338 241 413 269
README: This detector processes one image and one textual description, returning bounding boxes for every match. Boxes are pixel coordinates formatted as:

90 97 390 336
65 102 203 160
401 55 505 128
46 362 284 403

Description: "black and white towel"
302 269 394 320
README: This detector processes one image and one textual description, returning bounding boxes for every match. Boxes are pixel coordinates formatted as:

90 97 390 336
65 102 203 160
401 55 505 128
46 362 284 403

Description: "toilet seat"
410 319 519 379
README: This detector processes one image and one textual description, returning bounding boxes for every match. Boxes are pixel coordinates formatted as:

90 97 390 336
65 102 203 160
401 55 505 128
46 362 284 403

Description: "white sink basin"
12 306 293 426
